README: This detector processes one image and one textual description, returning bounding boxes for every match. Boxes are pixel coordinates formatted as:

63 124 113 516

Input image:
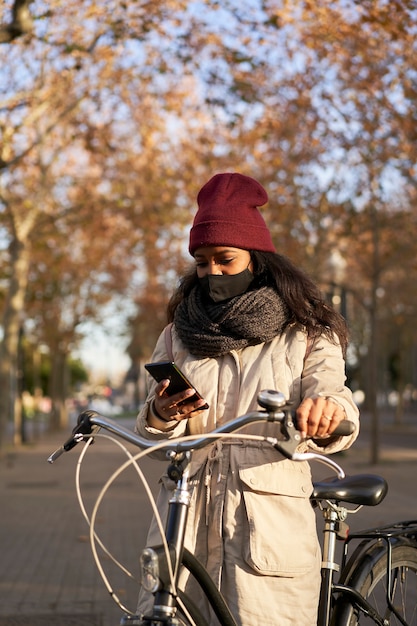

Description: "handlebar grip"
292 414 356 438
332 420 356 437
47 410 100 463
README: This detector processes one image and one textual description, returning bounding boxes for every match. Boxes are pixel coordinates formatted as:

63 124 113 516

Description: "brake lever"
272 409 302 460
268 408 356 462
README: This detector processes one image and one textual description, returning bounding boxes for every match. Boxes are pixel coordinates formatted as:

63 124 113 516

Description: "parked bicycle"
48 390 417 626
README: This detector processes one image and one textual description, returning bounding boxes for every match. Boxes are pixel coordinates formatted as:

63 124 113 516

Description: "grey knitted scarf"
174 285 290 358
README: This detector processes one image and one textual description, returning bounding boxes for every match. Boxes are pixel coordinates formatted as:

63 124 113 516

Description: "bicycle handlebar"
47 390 355 469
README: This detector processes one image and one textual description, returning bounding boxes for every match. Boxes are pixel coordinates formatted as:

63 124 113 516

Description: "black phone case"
144 361 209 409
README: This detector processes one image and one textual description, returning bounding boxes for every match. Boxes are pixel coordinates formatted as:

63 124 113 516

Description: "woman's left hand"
296 396 346 440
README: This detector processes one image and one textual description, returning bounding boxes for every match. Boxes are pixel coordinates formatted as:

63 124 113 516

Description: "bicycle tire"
176 587 210 626
332 540 417 625
181 548 238 626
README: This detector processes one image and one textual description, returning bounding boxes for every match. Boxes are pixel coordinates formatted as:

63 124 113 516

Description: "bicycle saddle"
311 474 388 507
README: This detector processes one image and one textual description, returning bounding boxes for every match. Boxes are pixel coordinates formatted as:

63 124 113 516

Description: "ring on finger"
323 414 333 421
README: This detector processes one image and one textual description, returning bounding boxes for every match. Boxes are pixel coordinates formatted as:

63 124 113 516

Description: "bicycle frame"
316 500 381 626
137 450 237 626
48 390 417 626
314 481 417 626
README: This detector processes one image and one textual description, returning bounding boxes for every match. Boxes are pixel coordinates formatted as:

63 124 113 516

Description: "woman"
136 172 359 626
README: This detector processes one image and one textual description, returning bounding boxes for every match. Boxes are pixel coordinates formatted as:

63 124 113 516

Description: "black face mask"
199 268 254 303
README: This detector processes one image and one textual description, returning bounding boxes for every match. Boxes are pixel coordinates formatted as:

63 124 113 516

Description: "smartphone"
144 361 209 409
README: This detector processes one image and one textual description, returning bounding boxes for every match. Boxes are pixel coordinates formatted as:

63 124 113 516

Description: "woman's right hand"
153 379 208 422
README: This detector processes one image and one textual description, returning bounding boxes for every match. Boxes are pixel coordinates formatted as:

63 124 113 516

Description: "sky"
75 320 131 384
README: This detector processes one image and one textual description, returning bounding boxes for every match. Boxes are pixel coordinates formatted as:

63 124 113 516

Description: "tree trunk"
0 238 30 448
48 349 69 432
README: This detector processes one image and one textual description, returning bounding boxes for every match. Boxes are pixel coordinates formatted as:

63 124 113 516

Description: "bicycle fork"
138 452 192 626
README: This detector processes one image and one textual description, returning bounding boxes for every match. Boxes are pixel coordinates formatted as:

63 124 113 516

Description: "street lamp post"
326 249 347 317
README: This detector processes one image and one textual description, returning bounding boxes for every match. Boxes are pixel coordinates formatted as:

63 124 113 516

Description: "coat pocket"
239 461 319 577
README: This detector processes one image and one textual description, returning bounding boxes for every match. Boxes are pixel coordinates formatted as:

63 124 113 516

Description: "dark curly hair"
167 250 348 356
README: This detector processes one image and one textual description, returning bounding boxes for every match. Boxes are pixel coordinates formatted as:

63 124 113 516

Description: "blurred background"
0 0 416 464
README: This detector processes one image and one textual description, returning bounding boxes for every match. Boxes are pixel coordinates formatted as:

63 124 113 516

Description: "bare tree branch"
0 0 34 43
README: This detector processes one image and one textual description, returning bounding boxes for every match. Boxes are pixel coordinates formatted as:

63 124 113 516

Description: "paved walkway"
1 415 417 625
0 420 162 626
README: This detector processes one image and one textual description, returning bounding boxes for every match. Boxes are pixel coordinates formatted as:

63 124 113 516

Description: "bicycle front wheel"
332 541 417 625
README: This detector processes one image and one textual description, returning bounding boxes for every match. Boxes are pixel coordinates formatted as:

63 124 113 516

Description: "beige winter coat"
135 324 359 626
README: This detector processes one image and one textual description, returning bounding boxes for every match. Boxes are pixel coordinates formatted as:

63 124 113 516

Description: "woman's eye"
196 257 235 268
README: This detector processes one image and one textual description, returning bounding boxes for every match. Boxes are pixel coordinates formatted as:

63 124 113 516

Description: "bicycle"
48 389 417 626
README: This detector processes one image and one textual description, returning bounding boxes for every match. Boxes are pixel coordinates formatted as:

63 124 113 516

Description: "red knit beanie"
189 172 276 255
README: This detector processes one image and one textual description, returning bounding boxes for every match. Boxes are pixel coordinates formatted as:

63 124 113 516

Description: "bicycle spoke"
357 555 417 625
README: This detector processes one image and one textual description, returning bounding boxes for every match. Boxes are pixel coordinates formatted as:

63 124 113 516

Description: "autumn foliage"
0 0 416 456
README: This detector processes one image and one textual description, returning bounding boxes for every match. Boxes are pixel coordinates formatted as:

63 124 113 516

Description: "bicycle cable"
81 431 266 618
